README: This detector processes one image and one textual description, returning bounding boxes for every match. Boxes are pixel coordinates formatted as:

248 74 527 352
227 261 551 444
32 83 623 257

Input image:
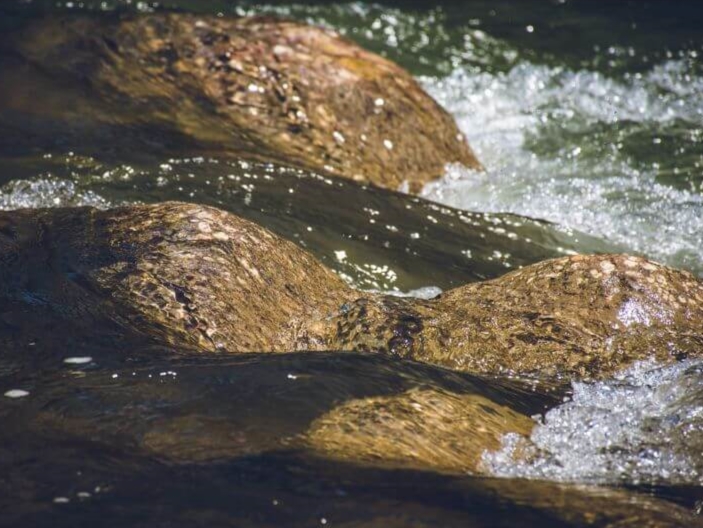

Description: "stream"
1 1 702 526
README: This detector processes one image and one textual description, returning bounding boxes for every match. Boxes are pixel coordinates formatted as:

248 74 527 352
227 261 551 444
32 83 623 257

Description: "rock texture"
305 387 534 474
1 202 702 379
2 13 481 190
0 202 352 353
322 253 703 379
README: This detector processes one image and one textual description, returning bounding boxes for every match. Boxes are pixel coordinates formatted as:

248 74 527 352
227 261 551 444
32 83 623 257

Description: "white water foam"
483 359 703 486
373 285 442 300
422 59 703 275
0 178 111 210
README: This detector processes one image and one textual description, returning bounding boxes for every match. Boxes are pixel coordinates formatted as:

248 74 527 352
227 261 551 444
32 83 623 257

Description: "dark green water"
0 1 702 526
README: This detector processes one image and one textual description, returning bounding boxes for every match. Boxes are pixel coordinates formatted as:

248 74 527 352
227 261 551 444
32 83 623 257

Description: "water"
0 0 702 525
0 155 614 292
483 359 703 487
6 1 699 275
219 1 703 275
422 59 703 275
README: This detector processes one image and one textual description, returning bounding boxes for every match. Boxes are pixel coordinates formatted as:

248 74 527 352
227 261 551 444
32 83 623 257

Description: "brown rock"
0 202 352 353
1 202 702 379
304 387 534 474
323 253 703 379
2 13 481 190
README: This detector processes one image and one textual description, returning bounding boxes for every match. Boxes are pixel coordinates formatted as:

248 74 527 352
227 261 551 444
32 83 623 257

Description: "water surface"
0 0 702 525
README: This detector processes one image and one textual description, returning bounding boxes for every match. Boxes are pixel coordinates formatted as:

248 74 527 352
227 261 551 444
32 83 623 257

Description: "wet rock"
9 352 541 471
2 350 700 526
1 202 702 379
0 202 352 353
304 387 534 474
325 254 703 379
2 423 699 528
0 13 480 190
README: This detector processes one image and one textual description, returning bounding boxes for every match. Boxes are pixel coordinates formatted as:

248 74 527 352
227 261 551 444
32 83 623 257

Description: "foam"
422 59 703 275
483 360 703 486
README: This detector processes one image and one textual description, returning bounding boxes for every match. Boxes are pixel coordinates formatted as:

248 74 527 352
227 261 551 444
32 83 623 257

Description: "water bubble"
423 59 703 275
4 389 29 399
483 359 703 486
63 357 93 365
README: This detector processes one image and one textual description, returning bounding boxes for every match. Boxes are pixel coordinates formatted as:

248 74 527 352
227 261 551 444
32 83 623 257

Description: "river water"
0 1 702 526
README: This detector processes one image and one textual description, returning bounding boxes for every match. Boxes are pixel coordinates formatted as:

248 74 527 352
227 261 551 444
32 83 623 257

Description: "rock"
0 13 481 190
324 253 703 379
11 351 540 472
0 202 352 353
3 349 700 527
304 387 534 474
3 415 699 528
1 202 702 379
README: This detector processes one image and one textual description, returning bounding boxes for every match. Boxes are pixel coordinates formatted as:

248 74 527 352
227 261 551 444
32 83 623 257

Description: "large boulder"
1 202 702 380
0 13 481 191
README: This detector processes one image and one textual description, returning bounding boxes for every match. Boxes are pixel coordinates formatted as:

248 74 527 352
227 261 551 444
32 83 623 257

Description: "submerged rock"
0 13 480 190
2 349 700 526
1 202 701 380
9 351 540 473
0 353 700 527
305 387 534 474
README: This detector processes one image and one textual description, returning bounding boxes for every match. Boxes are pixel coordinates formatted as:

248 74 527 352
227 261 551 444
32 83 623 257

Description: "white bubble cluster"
0 178 111 210
422 59 703 276
483 359 703 486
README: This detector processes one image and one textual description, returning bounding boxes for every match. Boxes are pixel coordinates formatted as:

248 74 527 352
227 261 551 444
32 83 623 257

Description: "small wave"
369 285 443 299
483 359 703 486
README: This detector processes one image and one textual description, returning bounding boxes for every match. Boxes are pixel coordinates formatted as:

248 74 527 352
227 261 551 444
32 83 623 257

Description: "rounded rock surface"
3 13 481 190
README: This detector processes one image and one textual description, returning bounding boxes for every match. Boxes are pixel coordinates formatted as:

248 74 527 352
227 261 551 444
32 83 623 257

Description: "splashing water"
483 359 703 486
0 177 112 209
422 59 703 275
0 1 701 522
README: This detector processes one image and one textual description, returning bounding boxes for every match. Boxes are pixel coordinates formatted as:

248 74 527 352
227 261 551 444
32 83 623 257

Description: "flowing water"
1 1 702 526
